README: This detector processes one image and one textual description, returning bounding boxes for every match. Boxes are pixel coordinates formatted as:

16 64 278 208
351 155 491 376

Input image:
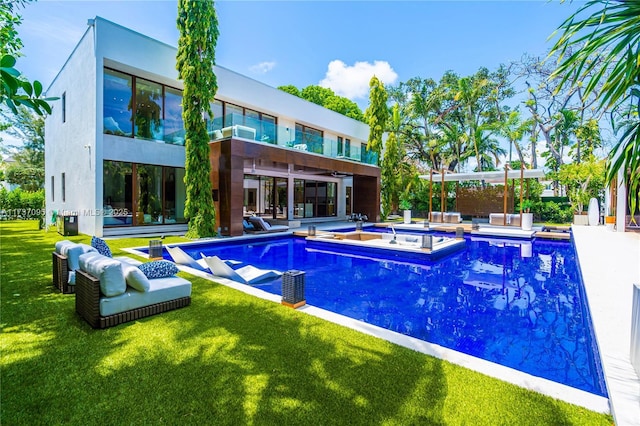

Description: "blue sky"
14 0 583 111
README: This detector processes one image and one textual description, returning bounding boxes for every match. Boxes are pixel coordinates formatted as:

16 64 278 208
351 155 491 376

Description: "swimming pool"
154 231 608 397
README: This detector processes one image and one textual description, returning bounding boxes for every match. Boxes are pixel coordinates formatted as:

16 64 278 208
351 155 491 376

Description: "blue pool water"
154 231 608 397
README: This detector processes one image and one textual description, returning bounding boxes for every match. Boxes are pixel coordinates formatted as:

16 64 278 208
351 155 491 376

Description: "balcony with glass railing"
206 113 378 166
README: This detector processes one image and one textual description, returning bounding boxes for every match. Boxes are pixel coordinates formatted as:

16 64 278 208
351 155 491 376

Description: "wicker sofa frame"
52 251 74 294
75 269 191 329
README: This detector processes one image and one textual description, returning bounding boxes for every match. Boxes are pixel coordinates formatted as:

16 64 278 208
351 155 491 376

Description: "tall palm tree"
550 0 640 220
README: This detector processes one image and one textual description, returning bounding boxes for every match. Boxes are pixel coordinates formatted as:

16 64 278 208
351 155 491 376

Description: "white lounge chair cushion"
248 216 288 232
203 255 282 284
167 245 208 270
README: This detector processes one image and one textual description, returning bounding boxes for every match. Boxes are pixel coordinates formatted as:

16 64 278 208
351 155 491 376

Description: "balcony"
207 113 378 166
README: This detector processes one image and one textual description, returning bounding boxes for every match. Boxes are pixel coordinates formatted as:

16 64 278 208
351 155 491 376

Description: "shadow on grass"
0 221 611 425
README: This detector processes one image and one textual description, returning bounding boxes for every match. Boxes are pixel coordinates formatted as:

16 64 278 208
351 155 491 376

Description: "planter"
605 216 616 231
403 210 412 224
573 214 589 226
521 213 533 231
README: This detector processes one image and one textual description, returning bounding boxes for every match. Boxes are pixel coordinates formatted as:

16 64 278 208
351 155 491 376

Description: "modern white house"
45 17 380 237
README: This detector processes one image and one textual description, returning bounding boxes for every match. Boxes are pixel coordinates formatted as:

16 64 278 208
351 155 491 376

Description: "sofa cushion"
91 236 112 257
120 262 151 292
99 276 192 317
139 260 179 279
79 252 126 297
55 240 74 255
66 243 99 283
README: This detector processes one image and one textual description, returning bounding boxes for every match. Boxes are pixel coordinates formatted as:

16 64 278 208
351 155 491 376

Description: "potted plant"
399 196 412 224
520 199 534 231
557 159 605 226
605 206 616 231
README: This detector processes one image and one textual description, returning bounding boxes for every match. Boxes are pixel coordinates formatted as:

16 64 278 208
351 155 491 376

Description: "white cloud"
319 60 398 100
249 61 276 74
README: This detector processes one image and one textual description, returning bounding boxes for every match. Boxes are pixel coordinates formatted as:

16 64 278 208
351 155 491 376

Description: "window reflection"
134 78 163 140
103 161 133 226
103 69 132 136
103 161 187 227
164 87 184 145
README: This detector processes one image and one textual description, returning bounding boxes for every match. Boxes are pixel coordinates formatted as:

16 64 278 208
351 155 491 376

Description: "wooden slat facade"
210 139 380 236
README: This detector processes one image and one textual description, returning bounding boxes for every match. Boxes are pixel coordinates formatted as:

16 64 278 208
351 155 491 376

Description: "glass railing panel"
200 113 377 165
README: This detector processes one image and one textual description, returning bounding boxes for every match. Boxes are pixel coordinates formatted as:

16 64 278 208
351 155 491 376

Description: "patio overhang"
419 169 546 183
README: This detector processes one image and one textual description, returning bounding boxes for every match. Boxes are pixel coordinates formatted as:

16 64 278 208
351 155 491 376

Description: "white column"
287 173 294 220
617 168 627 232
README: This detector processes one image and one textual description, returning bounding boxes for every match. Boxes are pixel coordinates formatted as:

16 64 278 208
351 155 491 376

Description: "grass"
1 220 612 425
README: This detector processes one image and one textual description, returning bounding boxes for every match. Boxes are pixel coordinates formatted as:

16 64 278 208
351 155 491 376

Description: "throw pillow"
91 236 112 257
121 263 151 292
138 260 179 279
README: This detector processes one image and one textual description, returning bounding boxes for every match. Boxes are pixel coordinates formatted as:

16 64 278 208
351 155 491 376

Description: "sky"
5 0 585 159
13 0 584 106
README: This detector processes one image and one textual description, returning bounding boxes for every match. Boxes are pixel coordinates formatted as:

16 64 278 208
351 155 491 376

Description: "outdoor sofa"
489 213 522 227
429 212 462 224
52 240 99 294
246 216 289 233
75 253 191 329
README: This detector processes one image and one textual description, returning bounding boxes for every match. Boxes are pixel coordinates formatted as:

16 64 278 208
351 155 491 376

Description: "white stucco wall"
45 16 372 235
45 25 98 236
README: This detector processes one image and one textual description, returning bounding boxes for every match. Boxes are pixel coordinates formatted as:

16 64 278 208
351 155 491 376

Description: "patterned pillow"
91 236 112 258
138 260 179 279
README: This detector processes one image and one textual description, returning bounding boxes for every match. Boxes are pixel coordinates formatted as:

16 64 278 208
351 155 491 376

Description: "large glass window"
103 161 133 226
103 161 186 227
163 167 186 223
261 114 276 143
136 164 162 225
225 103 243 127
295 124 324 154
103 69 132 136
207 100 224 137
163 87 184 145
243 175 288 219
134 78 163 140
294 179 337 218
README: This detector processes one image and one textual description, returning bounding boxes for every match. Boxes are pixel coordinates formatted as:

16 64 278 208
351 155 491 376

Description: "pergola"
418 167 546 223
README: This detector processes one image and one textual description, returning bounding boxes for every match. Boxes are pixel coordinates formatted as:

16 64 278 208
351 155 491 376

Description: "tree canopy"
1 1 56 116
549 0 640 220
277 84 364 121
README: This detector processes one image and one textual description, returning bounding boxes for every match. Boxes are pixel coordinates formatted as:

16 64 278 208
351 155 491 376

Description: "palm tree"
550 0 640 220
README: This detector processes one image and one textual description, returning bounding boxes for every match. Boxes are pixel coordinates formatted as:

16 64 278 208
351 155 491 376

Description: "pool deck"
571 226 640 425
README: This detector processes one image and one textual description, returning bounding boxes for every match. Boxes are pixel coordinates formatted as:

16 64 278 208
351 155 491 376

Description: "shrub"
0 188 45 219
531 200 573 224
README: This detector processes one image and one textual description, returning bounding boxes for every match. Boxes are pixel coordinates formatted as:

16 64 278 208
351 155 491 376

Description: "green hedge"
0 188 45 220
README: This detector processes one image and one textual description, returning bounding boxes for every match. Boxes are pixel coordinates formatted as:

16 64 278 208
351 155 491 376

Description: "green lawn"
1 220 611 425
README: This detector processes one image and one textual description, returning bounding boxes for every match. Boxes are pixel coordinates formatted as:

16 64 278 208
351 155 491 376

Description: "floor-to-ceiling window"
103 161 186 227
103 68 184 145
103 161 133 226
243 175 288 219
293 179 337 218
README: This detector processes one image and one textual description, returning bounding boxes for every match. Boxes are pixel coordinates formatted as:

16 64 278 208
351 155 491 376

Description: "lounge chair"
202 255 282 284
166 246 240 271
247 216 289 233
167 246 208 270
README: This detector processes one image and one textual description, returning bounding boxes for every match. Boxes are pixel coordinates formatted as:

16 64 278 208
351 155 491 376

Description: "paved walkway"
572 226 640 425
